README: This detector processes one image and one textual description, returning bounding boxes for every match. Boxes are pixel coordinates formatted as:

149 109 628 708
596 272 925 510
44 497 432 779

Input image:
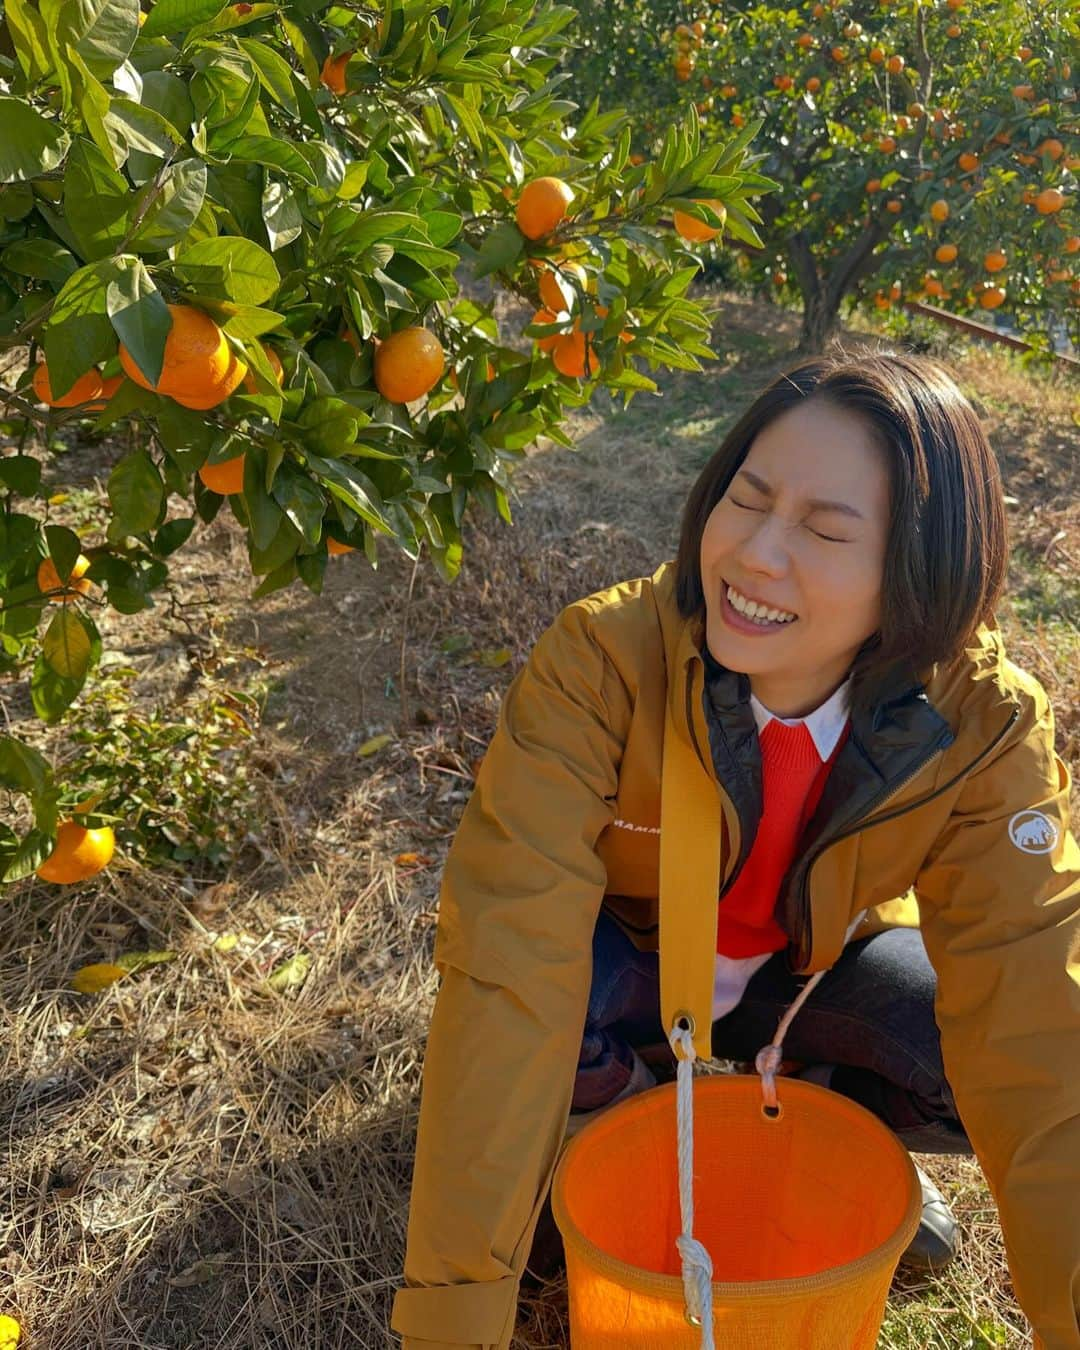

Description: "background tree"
0 0 776 885
565 0 1079 356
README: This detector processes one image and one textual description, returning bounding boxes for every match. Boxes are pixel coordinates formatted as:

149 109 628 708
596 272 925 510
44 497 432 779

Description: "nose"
734 510 792 578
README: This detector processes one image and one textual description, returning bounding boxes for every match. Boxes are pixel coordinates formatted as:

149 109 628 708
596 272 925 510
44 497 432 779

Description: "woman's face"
699 399 892 719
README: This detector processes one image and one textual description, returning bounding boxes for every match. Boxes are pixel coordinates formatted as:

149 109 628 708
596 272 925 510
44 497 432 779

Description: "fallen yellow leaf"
267 952 312 993
0 1314 21 1348
357 733 393 757
213 933 239 953
69 963 127 994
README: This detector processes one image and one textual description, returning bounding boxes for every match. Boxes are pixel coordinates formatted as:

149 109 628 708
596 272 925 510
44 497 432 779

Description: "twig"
398 543 423 732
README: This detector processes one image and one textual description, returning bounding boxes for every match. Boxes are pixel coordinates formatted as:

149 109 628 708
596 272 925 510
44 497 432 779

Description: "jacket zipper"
794 702 1021 968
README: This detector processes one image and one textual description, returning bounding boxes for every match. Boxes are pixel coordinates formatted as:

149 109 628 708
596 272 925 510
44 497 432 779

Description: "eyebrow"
735 469 866 521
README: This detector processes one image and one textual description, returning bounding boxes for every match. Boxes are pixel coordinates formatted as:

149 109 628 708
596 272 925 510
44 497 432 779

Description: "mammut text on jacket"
391 559 1080 1350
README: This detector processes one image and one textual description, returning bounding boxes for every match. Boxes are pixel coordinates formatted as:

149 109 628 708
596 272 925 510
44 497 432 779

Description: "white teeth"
726 583 796 625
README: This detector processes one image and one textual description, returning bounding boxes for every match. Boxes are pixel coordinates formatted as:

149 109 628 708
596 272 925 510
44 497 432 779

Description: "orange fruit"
886 199 902 213
242 344 284 394
551 328 594 378
930 199 949 221
327 537 356 556
830 45 847 62
673 199 727 242
31 362 103 409
1035 188 1065 214
958 152 979 172
797 33 814 48
120 304 246 409
843 21 861 37
878 136 897 153
515 177 574 240
537 261 588 311
924 277 945 297
1017 46 1032 60
907 102 925 118
720 84 737 97
373 327 445 402
869 46 884 64
1064 237 1080 254
946 24 961 38
530 307 562 352
806 76 821 92
866 178 881 194
1012 84 1034 99
89 373 125 409
732 112 745 127
37 553 92 603
36 821 116 885
198 454 246 496
935 243 958 263
979 286 1006 309
984 250 1007 273
594 305 633 343
772 271 787 286
320 52 351 94
886 54 904 74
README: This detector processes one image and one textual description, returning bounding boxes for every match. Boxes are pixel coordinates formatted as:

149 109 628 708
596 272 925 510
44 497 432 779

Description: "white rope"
753 967 829 1111
668 1022 715 1348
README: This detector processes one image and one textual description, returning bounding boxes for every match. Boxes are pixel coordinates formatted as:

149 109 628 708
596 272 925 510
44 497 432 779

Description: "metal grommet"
685 1310 703 1328
762 1102 783 1122
673 1011 696 1037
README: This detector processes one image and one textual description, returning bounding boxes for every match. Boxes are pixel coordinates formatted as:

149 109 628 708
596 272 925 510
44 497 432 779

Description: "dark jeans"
573 908 972 1156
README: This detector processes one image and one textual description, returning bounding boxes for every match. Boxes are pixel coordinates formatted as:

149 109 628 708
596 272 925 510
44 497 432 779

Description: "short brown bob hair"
675 346 1009 723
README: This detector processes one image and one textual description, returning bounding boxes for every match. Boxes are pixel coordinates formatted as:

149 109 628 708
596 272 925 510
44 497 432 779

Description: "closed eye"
729 498 849 543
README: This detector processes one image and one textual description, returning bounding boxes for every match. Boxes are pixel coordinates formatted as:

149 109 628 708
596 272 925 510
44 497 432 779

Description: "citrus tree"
570 0 1079 356
0 0 778 889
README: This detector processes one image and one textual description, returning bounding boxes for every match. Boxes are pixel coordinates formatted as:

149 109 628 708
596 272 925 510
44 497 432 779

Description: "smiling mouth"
722 578 799 623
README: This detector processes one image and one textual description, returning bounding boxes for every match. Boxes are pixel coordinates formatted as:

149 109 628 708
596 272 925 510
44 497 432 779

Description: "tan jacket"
392 560 1080 1349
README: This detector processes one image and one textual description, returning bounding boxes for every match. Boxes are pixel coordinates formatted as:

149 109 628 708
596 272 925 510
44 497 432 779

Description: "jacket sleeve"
913 679 1080 1350
390 601 630 1349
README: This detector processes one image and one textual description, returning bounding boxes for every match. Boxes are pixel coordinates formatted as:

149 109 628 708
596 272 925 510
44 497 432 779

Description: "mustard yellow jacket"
392 560 1080 1349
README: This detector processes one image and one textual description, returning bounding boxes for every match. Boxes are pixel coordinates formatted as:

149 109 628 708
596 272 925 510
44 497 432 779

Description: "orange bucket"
551 1074 922 1348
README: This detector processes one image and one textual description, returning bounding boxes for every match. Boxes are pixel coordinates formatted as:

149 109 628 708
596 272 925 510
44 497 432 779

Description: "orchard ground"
1 286 1076 1349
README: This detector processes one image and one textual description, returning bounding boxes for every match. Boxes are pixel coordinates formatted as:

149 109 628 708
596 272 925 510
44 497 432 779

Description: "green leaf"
172 237 281 306
43 525 81 586
30 630 98 721
0 99 71 184
222 134 318 185
64 137 130 261
2 828 55 883
306 455 389 535
108 450 165 536
5 0 53 83
53 0 141 83
105 257 171 387
42 607 93 679
105 98 184 160
271 460 326 547
0 239 79 287
219 306 286 340
140 0 226 38
0 455 42 496
153 516 196 556
262 179 303 251
237 36 299 114
114 948 177 973
0 734 51 795
241 445 284 551
43 259 126 398
473 222 524 280
131 159 208 253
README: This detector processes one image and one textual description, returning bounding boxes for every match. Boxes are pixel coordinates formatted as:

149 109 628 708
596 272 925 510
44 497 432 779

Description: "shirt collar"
750 675 852 761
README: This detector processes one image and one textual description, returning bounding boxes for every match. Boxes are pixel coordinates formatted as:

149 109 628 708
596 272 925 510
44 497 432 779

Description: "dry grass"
1 290 1076 1347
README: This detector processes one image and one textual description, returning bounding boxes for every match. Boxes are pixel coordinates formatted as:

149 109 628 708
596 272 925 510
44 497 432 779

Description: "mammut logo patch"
1008 810 1059 855
613 818 660 835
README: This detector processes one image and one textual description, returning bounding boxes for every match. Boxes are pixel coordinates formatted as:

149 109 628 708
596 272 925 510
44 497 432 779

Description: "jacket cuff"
391 1275 519 1346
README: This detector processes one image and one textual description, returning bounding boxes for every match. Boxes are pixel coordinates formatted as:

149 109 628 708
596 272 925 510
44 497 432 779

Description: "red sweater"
716 717 851 958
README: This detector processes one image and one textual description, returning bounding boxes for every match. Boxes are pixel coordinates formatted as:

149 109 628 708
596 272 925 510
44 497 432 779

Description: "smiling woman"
676 352 1008 724
393 347 1080 1350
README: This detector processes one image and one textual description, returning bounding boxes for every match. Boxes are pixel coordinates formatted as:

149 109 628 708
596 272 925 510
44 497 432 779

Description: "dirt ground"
1 288 1076 1347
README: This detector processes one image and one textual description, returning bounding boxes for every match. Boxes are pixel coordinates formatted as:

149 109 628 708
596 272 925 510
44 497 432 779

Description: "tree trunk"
796 288 843 355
